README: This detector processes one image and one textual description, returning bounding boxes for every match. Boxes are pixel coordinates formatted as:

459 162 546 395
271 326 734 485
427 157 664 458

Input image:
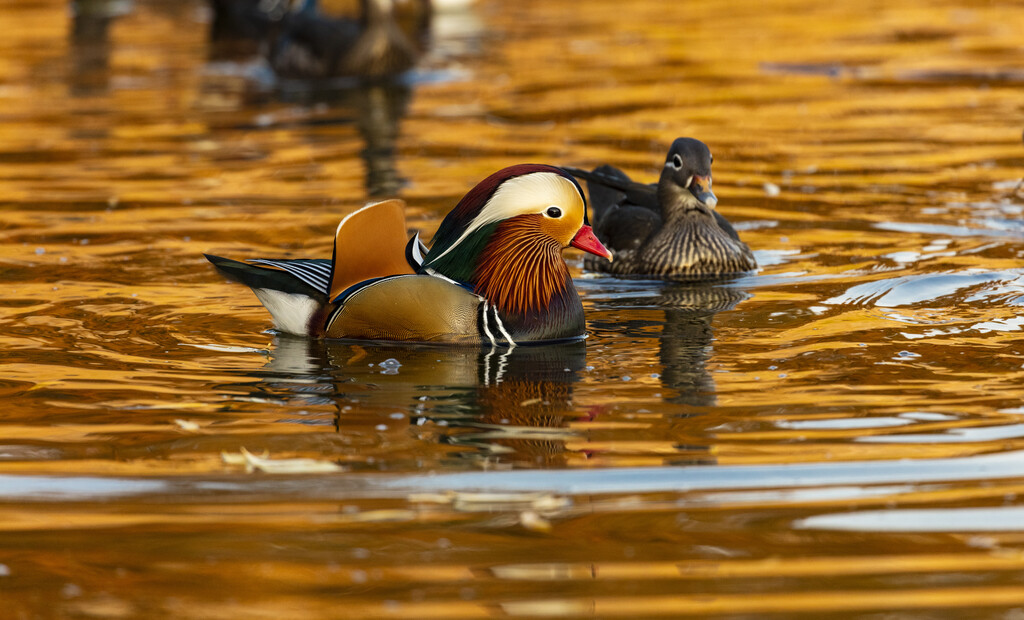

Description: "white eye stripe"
427 172 581 263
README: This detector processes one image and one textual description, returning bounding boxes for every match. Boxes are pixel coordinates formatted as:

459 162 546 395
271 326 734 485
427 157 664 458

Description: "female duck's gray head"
658 137 717 211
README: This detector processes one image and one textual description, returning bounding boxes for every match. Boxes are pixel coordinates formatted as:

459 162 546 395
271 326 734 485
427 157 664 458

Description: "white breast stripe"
479 301 497 346
490 308 516 348
251 259 332 294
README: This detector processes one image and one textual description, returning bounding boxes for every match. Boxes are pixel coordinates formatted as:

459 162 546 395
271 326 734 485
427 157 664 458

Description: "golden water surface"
2 0 1024 617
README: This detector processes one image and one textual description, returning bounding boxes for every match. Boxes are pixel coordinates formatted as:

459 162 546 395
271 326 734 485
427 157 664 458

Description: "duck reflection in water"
205 0 434 195
259 338 589 468
68 0 133 97
655 283 748 407
593 280 749 409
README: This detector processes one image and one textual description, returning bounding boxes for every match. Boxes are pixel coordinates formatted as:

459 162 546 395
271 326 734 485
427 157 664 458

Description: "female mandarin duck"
564 138 756 280
205 165 612 345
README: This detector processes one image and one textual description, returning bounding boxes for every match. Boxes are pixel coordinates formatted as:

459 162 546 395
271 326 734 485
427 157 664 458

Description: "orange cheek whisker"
471 215 569 317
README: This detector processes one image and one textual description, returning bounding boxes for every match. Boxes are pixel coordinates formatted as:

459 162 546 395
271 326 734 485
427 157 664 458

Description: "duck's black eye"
671 154 683 170
546 206 562 218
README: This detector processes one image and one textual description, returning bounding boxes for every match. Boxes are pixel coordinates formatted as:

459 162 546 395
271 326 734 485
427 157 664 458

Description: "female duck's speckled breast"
595 210 757 278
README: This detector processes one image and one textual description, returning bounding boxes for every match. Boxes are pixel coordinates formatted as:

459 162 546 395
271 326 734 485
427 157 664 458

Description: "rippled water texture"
2 0 1024 617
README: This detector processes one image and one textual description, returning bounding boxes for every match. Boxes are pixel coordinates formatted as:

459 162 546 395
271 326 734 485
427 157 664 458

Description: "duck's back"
571 165 663 263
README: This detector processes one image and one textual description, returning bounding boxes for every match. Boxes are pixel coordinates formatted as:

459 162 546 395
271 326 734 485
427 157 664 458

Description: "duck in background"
564 138 757 280
205 0 441 195
69 0 133 96
208 0 431 80
270 0 431 79
205 164 611 344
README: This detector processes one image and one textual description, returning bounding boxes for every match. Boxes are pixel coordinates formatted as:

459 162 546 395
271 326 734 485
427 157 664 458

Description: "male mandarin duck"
205 164 612 345
564 138 757 280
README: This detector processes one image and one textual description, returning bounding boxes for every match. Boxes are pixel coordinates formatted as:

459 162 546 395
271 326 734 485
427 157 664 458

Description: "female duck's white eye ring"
671 154 683 170
545 206 562 218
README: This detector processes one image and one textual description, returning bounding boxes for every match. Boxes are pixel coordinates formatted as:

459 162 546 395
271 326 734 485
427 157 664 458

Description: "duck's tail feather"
205 254 326 299
205 254 328 336
563 165 627 221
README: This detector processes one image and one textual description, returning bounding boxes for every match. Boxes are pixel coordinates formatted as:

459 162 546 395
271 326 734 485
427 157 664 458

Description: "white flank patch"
252 288 319 336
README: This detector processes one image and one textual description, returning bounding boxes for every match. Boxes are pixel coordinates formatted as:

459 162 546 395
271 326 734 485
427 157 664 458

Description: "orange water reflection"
3 0 1024 616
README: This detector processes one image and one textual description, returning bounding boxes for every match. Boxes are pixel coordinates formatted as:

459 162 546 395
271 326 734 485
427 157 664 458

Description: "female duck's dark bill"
571 225 613 261
689 174 717 208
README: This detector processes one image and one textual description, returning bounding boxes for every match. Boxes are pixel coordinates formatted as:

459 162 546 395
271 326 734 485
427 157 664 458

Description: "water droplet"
61 583 82 598
380 358 401 367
